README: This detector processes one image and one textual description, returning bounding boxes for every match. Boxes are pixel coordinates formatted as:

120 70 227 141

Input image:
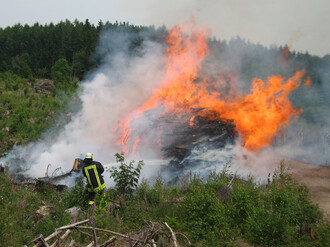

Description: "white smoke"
1 29 168 183
1 23 329 187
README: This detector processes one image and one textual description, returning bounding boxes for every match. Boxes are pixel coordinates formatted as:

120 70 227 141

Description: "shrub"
267 163 322 226
181 185 229 242
107 152 144 198
63 177 89 209
245 205 296 246
227 179 261 228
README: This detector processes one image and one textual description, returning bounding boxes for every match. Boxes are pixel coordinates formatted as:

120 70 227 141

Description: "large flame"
116 22 308 154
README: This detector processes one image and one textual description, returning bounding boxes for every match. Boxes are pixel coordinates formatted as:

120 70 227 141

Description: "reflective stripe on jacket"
82 159 105 191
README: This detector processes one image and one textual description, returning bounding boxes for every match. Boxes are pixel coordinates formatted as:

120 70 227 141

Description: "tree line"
1 19 329 86
0 19 148 81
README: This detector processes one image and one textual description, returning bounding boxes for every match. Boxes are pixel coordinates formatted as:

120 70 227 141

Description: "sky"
0 0 329 57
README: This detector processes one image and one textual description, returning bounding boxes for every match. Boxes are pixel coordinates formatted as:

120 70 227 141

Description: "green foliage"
33 208 71 237
0 72 80 154
181 185 232 244
0 20 149 80
118 201 148 230
0 172 71 246
313 222 330 247
108 152 144 197
72 50 88 79
51 58 72 89
227 179 261 227
63 177 89 209
1 19 329 247
244 205 296 246
0 162 329 247
11 53 33 80
268 163 322 226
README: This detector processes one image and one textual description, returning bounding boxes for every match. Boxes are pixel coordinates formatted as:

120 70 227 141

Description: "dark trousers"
87 187 104 205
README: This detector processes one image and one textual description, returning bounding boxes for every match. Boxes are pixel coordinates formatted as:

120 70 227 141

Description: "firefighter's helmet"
85 152 94 160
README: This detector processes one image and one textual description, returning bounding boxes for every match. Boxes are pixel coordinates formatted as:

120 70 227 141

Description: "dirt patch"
285 159 330 220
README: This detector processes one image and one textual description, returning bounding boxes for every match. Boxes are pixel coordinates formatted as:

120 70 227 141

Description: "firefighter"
82 152 106 205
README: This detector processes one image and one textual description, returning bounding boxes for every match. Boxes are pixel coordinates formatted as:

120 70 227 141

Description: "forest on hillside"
1 19 329 83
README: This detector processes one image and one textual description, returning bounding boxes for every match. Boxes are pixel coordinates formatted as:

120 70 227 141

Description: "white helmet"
85 152 94 160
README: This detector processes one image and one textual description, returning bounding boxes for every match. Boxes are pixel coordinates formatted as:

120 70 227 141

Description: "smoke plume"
1 21 329 185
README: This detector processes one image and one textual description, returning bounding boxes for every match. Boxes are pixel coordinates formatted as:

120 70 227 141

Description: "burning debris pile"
161 109 237 168
115 21 311 175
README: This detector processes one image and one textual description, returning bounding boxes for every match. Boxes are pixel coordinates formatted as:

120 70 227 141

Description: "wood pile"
24 219 189 247
161 110 237 168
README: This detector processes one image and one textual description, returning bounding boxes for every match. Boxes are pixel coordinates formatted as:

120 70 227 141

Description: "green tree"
72 50 88 80
11 53 33 79
51 58 72 89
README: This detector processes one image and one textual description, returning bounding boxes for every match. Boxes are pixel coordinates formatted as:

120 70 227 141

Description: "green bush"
108 152 144 198
245 205 296 246
313 222 330 247
63 177 89 209
227 179 261 228
181 185 230 242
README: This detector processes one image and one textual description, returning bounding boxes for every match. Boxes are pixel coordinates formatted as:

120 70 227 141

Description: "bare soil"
284 159 330 220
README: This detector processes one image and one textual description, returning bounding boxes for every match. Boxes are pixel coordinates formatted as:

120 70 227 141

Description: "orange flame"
117 22 308 154
304 76 312 86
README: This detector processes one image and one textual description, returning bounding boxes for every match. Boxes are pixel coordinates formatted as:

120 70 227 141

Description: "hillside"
0 72 79 155
0 20 329 246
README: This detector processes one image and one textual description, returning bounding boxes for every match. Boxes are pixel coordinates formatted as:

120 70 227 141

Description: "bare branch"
50 230 72 247
39 235 50 247
176 232 191 245
31 231 61 247
92 227 98 247
78 230 93 238
86 237 100 247
164 222 179 247
77 226 144 243
56 219 90 231
99 237 116 247
151 239 157 247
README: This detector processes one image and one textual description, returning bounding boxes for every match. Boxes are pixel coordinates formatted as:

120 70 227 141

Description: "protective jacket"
82 158 105 192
